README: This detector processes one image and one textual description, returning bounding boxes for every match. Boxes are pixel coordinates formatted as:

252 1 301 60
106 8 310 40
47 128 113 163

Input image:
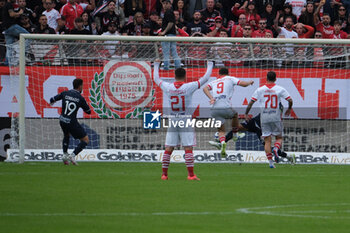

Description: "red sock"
219 136 226 143
185 149 194 177
162 151 171 176
266 152 273 161
274 142 281 150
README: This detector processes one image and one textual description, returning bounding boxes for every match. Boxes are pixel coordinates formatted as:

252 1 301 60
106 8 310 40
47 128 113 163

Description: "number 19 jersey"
50 89 91 123
251 84 291 123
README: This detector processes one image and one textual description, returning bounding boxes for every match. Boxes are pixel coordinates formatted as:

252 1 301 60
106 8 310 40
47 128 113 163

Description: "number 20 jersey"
251 84 291 124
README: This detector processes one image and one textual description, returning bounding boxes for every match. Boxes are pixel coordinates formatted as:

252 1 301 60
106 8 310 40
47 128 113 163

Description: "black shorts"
59 121 87 139
241 116 262 137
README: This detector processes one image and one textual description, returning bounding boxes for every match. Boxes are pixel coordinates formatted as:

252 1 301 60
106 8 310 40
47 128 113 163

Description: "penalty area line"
0 211 238 217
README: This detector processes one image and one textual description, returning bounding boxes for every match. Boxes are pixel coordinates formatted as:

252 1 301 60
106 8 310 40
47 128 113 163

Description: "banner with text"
1 66 349 119
6 149 350 165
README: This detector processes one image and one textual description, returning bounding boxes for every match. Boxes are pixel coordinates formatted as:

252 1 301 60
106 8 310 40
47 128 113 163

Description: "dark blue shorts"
59 121 86 139
241 116 262 138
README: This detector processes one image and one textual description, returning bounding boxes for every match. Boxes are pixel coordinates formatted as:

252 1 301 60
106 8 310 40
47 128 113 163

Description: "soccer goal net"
6 34 350 164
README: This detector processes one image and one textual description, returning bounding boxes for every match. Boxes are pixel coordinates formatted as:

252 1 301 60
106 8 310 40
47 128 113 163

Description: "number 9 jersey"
251 83 291 124
207 76 241 109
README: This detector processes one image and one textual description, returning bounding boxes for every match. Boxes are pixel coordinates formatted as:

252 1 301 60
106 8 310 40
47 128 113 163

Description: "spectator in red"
314 0 334 39
333 20 348 39
33 14 56 34
294 22 314 38
242 24 253 38
144 0 157 18
232 1 261 30
200 0 221 28
60 0 84 30
252 18 273 37
207 16 226 37
229 14 247 37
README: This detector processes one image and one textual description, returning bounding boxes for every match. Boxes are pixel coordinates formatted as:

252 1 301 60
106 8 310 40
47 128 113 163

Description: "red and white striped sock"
185 150 194 177
274 142 281 150
162 151 171 176
266 152 273 161
219 136 226 144
273 142 281 154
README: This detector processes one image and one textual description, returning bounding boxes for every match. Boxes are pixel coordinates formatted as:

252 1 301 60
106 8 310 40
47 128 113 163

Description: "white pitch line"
0 211 238 217
236 203 350 219
2 203 350 218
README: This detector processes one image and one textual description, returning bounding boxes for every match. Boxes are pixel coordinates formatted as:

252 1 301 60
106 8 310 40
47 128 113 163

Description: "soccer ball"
214 132 220 142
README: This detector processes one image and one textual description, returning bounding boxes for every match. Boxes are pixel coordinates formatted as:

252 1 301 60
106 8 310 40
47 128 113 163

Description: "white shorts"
164 117 196 147
261 121 283 137
165 127 196 147
211 108 237 125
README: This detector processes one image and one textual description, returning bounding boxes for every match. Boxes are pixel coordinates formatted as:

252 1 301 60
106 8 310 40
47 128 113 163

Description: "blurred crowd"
1 0 350 65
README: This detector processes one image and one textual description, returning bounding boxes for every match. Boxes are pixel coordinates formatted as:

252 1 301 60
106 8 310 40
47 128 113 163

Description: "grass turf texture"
1 162 350 233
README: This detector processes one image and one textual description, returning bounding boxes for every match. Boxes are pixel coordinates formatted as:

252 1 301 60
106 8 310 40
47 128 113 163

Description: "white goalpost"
7 34 350 164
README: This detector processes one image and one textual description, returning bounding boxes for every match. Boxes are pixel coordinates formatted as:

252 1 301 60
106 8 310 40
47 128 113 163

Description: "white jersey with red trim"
153 62 213 116
251 83 291 123
160 81 200 116
207 76 240 109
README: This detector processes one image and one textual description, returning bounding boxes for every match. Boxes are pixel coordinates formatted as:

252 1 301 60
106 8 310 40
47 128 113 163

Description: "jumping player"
153 60 213 180
209 112 296 164
203 67 254 157
50 78 91 165
245 71 293 168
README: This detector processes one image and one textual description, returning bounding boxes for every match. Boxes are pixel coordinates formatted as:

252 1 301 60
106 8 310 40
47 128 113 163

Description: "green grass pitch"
1 162 350 233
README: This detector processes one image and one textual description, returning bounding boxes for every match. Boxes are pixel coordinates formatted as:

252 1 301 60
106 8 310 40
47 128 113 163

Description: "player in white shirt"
203 67 254 157
153 60 213 181
42 0 61 32
245 71 293 168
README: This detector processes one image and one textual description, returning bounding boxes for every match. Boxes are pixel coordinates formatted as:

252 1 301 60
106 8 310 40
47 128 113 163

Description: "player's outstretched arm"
49 93 63 106
238 80 254 87
198 61 214 87
153 61 161 86
285 98 293 116
245 100 255 121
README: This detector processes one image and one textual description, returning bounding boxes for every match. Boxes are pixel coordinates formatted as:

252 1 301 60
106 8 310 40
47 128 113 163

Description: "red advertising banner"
0 64 349 119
